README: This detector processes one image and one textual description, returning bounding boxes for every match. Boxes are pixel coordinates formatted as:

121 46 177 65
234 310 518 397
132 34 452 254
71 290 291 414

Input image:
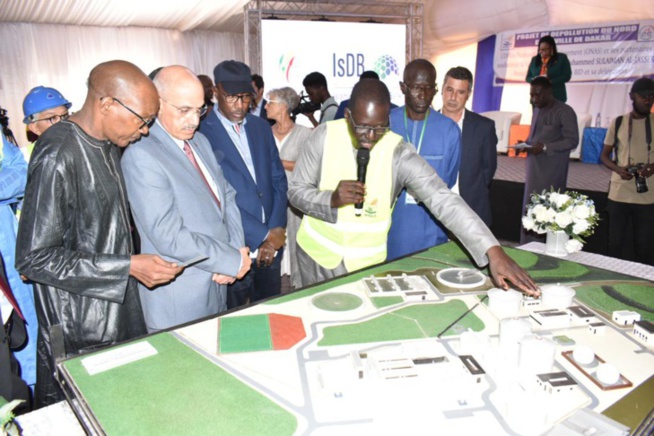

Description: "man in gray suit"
122 66 251 332
521 76 578 243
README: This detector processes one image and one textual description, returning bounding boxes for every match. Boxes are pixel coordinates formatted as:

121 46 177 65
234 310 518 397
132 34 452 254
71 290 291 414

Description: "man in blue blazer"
122 66 251 332
441 67 498 227
199 60 287 308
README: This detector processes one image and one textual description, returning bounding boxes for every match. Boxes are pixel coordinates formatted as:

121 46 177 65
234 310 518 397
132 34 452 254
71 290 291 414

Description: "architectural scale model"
172 266 650 435
60 245 653 435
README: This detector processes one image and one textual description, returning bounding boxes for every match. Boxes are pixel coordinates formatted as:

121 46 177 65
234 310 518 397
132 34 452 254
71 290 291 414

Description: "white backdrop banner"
494 20 654 85
261 20 406 107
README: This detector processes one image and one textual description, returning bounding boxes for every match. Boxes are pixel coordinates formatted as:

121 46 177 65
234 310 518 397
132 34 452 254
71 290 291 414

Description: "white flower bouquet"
522 189 600 254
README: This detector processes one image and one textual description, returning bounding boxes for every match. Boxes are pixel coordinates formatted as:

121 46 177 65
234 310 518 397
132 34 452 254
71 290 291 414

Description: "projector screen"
261 19 406 116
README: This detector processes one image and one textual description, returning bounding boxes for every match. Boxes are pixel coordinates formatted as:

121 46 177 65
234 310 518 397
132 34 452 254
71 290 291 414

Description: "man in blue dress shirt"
387 59 461 260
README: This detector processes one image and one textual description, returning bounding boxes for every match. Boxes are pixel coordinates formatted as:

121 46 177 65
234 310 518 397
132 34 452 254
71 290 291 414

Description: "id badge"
405 192 419 205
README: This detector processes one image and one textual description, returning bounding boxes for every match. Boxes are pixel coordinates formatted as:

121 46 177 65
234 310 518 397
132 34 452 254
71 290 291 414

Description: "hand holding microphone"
329 148 370 213
354 148 370 216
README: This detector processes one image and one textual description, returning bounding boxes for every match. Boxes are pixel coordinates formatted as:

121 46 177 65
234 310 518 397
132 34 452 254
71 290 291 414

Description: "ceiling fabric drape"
0 23 244 148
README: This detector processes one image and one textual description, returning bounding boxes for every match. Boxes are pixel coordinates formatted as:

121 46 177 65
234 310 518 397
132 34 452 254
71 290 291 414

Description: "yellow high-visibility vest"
297 119 401 272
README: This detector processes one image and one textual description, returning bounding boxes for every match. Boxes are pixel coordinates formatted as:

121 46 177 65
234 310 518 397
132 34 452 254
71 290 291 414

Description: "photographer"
290 91 319 122
301 72 338 127
600 77 654 265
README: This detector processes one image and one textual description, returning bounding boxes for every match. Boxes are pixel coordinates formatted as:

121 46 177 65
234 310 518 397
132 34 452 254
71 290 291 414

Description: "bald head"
404 59 436 82
153 66 202 100
88 60 157 103
349 79 391 111
153 66 205 140
75 60 158 147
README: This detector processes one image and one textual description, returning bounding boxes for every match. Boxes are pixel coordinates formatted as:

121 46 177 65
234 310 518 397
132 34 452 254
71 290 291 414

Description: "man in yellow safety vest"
289 79 539 297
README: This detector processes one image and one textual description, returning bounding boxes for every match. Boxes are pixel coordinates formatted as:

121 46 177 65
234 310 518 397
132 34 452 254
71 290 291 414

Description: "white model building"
589 322 606 335
364 342 451 381
536 371 578 395
362 274 434 302
568 306 596 324
459 355 486 384
612 310 641 326
530 309 571 329
521 295 542 308
633 320 654 345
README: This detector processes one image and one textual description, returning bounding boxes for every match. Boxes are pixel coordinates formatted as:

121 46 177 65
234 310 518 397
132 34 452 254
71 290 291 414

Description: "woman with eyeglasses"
526 35 572 103
265 87 312 290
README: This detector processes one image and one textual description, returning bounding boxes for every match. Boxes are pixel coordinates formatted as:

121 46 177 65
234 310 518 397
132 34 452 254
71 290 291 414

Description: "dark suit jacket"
199 110 288 250
255 99 275 126
459 110 498 227
259 98 268 120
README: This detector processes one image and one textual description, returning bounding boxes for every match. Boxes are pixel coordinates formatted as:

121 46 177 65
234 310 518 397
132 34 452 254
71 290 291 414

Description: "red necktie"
183 141 221 210
0 273 24 321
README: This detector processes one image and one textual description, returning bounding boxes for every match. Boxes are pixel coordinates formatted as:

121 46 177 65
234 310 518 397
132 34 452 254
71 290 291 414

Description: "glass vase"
545 230 569 257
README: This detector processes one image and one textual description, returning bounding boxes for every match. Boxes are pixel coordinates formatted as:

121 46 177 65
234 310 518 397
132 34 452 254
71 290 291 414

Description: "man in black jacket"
16 60 182 407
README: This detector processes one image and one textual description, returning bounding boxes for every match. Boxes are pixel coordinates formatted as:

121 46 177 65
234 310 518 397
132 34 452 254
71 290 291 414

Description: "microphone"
355 148 370 217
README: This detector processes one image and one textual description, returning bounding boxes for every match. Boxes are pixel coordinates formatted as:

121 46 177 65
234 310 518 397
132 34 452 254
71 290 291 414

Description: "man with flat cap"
123 66 251 332
16 60 182 407
289 79 540 298
199 60 287 308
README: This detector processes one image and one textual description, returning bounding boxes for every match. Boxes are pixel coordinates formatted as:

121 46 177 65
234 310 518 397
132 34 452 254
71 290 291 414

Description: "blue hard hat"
22 86 72 124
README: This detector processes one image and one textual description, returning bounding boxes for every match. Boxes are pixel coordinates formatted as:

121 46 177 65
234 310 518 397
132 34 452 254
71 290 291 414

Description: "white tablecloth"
16 400 85 435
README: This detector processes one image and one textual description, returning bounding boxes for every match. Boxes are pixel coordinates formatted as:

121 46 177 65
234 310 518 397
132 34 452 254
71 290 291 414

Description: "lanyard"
403 107 430 154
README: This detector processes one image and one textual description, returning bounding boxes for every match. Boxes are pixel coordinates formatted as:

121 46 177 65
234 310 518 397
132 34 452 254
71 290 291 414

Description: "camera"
0 106 17 145
0 107 8 129
627 163 649 193
291 92 321 118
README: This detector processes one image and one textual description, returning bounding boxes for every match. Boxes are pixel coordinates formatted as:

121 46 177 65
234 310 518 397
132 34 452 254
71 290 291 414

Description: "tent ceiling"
1 0 653 49
0 0 251 33
423 0 654 52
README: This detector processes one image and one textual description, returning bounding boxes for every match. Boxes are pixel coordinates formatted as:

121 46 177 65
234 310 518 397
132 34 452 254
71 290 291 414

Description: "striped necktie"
183 141 221 210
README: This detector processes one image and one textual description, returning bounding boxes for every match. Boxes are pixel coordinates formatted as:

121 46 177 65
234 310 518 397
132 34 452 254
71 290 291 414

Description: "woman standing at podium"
526 35 572 103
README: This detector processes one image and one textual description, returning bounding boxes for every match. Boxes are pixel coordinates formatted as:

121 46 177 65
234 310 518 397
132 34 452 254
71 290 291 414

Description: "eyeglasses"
107 97 154 130
267 100 284 105
347 111 390 136
31 112 69 125
222 93 253 104
402 82 438 96
161 98 207 117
